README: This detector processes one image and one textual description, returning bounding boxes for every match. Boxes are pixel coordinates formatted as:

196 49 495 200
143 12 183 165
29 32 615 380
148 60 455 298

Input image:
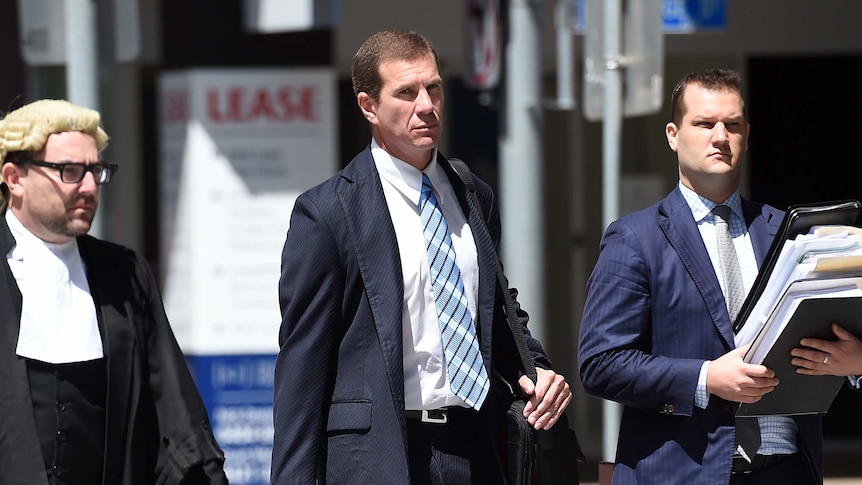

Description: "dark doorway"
747 56 862 466
748 56 862 210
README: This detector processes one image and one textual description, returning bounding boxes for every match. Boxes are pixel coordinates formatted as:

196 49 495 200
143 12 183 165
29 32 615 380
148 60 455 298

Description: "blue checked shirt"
679 182 798 456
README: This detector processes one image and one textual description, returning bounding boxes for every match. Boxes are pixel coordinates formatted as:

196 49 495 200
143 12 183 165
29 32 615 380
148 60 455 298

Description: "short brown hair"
351 30 439 102
670 68 745 125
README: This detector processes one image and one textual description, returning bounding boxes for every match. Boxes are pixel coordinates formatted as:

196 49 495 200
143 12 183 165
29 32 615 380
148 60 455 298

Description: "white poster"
157 68 337 355
17 0 66 65
242 0 341 33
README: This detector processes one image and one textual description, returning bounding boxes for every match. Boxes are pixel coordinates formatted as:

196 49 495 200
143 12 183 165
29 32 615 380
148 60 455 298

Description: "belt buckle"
732 456 754 475
421 409 448 424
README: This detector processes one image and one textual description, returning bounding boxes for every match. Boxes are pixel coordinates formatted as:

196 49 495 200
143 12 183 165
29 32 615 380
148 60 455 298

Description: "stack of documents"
735 224 862 416
733 199 862 335
735 225 862 352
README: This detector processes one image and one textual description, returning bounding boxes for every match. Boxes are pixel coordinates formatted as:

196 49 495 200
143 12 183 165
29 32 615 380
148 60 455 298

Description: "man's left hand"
791 323 862 376
518 368 572 430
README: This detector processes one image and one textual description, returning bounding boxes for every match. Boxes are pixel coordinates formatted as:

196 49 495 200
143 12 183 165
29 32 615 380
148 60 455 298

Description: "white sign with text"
157 68 337 355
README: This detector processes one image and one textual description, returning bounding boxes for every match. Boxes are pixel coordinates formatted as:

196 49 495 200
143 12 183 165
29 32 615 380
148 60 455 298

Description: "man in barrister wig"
0 99 227 485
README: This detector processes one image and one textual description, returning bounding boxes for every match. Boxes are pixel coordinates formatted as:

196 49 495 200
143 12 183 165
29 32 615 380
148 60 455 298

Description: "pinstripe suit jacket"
272 147 551 484
578 187 823 484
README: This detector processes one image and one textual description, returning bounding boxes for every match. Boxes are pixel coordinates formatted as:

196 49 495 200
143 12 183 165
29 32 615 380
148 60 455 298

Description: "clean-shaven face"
666 83 749 200
359 54 444 170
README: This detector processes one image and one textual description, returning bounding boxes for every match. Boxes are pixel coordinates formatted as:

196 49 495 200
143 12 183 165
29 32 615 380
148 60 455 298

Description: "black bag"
504 397 584 485
505 399 535 484
449 158 585 485
531 412 583 485
499 343 585 485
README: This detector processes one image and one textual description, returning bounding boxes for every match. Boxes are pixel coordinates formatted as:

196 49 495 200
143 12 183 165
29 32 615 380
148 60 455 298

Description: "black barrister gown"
0 216 227 485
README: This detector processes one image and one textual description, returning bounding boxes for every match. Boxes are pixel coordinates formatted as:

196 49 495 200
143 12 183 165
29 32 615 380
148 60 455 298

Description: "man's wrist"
695 361 710 408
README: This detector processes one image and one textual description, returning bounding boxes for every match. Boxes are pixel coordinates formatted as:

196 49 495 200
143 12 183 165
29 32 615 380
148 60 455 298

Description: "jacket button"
56 402 66 412
661 404 675 414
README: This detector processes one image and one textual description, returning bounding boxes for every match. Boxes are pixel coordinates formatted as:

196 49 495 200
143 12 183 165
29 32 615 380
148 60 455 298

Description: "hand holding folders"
733 200 862 417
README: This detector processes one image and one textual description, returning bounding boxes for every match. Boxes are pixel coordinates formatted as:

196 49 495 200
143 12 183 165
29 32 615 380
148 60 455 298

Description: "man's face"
666 83 750 197
9 131 101 243
358 55 444 170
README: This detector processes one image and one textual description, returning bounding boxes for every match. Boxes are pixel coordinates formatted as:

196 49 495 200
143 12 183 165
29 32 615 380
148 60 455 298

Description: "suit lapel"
659 189 737 348
337 149 406 408
743 198 782 266
659 190 784 349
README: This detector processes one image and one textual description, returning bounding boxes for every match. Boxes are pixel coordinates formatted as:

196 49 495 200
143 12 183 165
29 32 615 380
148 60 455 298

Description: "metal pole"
554 0 576 110
601 0 623 464
65 0 103 237
501 0 545 343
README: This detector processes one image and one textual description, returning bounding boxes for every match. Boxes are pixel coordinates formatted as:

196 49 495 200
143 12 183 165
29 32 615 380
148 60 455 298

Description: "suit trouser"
729 452 817 485
406 407 503 485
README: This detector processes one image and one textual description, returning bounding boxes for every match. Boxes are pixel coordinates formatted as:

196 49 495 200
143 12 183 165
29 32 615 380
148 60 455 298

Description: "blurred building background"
2 0 861 482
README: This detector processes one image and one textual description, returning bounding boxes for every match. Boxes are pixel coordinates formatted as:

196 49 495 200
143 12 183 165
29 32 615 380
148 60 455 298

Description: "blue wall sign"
575 0 727 32
187 354 277 485
662 0 727 32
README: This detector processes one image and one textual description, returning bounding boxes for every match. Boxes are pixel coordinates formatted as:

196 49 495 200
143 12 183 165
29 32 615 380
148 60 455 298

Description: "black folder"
733 199 862 334
736 296 862 417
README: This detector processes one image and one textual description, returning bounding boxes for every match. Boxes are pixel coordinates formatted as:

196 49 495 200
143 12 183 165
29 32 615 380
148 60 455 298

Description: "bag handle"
448 157 538 384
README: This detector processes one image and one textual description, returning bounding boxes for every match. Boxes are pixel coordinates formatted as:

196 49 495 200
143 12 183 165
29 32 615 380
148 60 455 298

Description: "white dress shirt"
371 140 479 410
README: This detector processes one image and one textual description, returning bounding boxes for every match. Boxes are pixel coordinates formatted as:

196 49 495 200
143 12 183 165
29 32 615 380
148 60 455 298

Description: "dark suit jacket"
578 188 823 484
0 216 227 485
272 147 551 484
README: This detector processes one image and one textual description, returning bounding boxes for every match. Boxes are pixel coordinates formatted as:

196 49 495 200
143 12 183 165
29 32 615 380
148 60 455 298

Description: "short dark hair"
670 68 745 124
351 30 439 102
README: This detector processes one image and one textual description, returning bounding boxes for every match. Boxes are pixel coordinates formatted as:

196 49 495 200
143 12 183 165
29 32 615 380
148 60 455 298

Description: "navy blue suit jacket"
578 187 823 484
272 147 550 484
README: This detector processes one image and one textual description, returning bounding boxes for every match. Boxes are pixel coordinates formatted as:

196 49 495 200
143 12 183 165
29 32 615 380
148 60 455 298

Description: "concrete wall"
335 0 862 76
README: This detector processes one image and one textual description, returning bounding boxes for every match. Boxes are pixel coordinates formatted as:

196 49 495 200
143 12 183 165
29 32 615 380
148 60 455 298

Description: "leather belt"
731 453 791 475
405 409 449 424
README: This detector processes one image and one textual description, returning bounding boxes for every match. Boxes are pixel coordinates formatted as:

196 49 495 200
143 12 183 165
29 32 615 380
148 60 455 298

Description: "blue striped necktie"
420 173 489 410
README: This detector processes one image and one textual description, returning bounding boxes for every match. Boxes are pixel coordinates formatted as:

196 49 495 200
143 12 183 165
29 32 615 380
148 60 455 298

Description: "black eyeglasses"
15 159 119 185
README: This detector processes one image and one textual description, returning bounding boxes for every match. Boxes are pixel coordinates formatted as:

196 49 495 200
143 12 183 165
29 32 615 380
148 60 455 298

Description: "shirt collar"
5 210 77 262
678 181 743 223
371 138 441 208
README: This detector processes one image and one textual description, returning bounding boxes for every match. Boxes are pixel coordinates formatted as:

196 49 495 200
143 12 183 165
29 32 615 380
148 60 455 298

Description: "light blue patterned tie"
714 205 745 322
420 173 489 410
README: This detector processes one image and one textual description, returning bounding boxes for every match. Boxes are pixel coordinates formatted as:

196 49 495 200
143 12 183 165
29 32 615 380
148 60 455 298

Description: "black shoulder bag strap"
450 158 586 484
448 157 538 384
